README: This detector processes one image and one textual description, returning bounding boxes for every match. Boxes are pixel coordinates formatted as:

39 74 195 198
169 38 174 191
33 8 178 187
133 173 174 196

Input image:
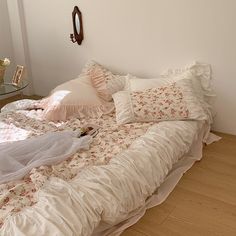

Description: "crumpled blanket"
0 131 92 184
0 99 43 113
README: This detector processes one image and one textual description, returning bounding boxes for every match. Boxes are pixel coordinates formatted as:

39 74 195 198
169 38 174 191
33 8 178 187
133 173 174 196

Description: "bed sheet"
0 109 213 235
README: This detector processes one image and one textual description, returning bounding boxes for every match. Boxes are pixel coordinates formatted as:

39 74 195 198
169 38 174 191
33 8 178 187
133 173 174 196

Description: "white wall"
20 0 236 135
0 0 15 79
7 0 34 95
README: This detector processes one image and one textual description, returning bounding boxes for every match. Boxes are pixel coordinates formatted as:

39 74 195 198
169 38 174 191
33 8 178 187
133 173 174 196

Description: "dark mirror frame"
70 6 84 45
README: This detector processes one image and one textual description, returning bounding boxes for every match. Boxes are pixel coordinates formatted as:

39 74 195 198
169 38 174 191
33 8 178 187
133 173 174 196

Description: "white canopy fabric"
0 131 92 184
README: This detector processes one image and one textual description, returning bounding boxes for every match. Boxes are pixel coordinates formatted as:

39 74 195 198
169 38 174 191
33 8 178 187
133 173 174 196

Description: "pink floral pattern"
0 110 153 228
131 83 189 121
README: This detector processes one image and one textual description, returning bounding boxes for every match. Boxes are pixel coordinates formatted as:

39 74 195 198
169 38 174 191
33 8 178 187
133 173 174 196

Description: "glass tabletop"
0 81 29 96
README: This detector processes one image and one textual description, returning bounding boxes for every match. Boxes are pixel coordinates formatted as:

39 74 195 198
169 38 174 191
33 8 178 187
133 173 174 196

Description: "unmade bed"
0 108 218 236
0 61 219 235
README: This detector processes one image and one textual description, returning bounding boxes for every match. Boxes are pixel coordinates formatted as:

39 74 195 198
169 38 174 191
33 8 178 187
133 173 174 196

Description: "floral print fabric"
0 110 153 228
113 79 207 125
132 83 189 122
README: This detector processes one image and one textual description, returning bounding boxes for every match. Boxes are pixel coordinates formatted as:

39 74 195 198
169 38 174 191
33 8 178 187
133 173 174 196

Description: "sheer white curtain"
0 131 92 184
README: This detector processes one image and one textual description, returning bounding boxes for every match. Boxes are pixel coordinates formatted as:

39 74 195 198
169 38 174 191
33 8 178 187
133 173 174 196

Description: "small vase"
0 66 6 84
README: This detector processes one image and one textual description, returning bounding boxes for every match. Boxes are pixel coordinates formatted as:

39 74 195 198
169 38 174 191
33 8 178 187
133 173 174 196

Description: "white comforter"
0 119 210 236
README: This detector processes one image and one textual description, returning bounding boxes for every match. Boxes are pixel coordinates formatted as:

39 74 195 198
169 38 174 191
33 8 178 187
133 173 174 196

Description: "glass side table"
0 81 29 96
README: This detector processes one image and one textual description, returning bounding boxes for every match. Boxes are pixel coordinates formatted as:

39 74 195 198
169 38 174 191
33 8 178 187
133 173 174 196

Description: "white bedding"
0 61 219 235
0 116 217 236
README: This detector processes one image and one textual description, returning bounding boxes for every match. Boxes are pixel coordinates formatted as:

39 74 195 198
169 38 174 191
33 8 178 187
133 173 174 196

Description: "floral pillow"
112 79 208 125
83 61 126 102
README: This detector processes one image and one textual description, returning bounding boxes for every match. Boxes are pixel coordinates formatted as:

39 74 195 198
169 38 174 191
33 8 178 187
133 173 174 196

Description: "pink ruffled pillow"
41 75 114 121
83 61 126 102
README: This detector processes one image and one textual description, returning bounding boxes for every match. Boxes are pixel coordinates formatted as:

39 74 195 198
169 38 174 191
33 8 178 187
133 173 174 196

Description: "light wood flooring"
122 132 236 236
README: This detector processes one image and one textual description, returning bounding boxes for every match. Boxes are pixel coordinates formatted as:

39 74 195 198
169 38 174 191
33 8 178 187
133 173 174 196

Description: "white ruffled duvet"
0 119 218 236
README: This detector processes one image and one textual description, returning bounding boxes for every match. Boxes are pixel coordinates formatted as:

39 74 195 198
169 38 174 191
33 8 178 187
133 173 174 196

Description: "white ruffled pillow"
41 75 114 121
113 79 209 125
125 75 169 91
125 62 215 103
165 62 216 102
84 61 126 102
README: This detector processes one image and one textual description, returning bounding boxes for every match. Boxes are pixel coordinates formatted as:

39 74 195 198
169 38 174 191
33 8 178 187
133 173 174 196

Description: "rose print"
131 84 189 122
0 110 153 228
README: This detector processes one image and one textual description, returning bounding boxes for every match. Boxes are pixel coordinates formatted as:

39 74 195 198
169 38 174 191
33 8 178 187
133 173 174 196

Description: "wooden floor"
122 132 236 236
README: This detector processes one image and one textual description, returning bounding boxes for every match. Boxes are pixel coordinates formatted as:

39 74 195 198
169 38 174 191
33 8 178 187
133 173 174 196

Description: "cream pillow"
125 74 169 91
84 61 126 102
41 75 114 121
161 62 216 100
112 79 208 125
125 62 215 102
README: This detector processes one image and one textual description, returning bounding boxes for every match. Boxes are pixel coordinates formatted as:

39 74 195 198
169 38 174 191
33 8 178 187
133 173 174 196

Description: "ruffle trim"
41 97 114 121
112 91 135 125
176 79 211 123
161 61 215 95
82 61 114 102
82 60 126 102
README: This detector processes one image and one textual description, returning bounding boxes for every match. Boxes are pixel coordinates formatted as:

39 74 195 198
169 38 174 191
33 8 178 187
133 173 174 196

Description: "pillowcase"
160 62 216 99
112 79 208 125
41 75 114 121
125 74 170 91
83 61 126 102
125 62 215 103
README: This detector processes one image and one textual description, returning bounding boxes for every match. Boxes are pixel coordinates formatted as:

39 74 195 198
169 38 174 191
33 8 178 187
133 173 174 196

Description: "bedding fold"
0 95 216 235
0 120 210 236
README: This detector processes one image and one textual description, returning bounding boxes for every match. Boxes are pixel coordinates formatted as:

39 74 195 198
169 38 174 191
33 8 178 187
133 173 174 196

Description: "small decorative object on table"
0 58 10 84
12 65 25 86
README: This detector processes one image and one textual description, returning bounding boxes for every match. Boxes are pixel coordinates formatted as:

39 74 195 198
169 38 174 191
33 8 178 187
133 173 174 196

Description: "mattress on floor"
0 109 212 235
